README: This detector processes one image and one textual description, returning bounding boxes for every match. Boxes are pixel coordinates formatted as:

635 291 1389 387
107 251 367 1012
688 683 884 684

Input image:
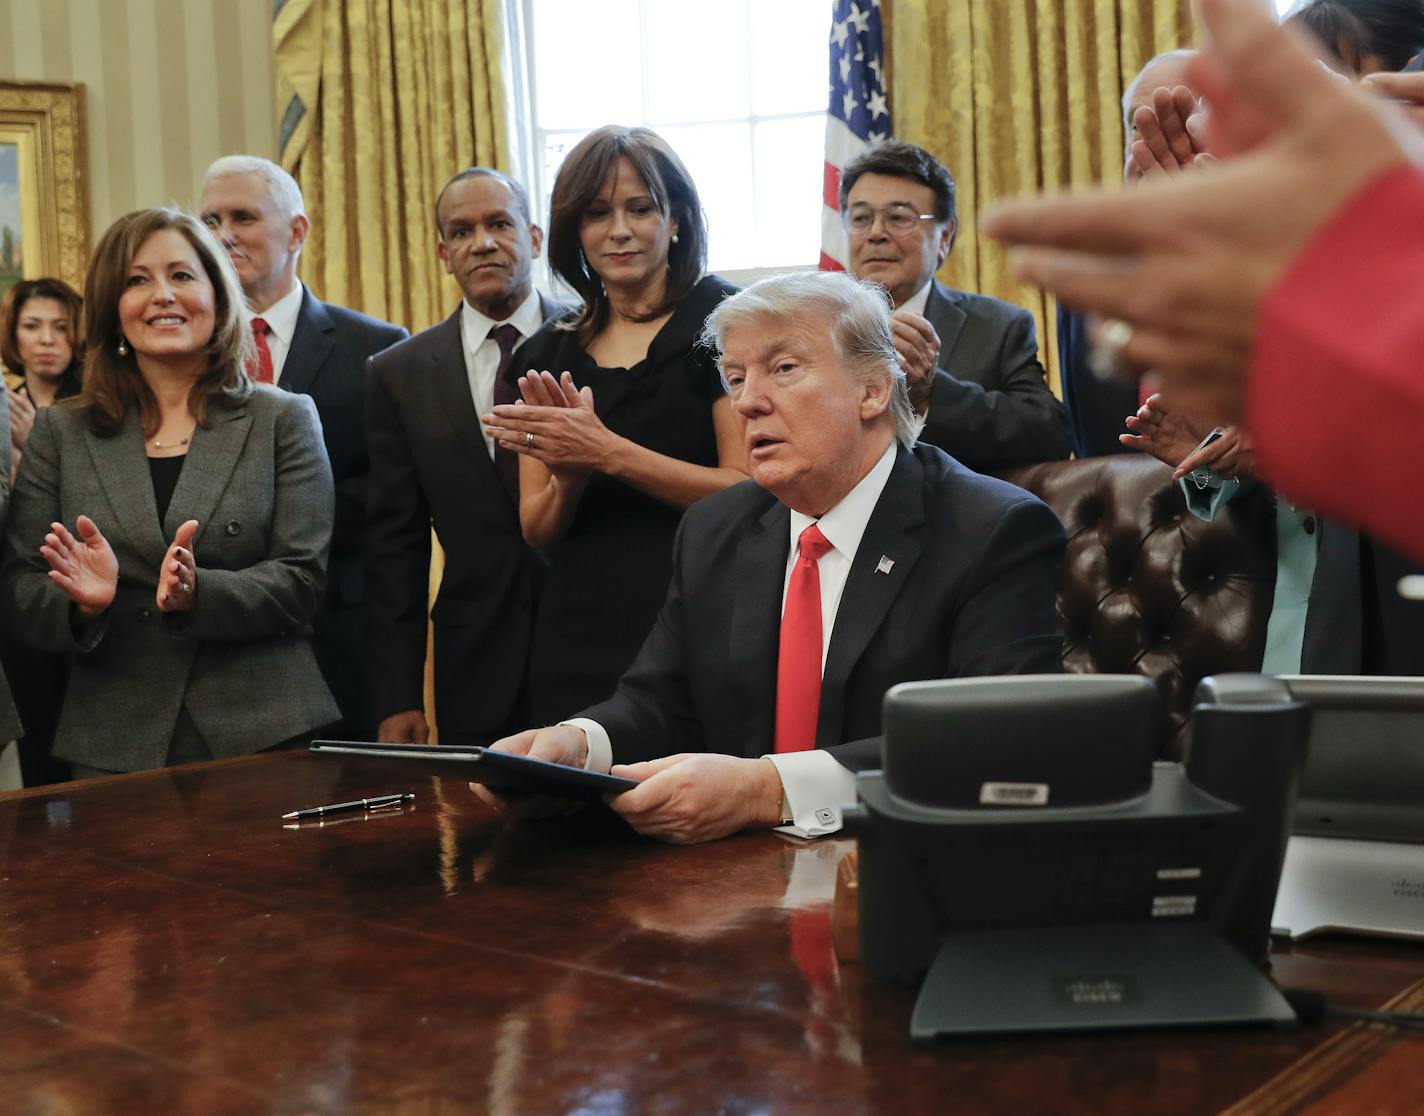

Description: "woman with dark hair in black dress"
484 126 747 723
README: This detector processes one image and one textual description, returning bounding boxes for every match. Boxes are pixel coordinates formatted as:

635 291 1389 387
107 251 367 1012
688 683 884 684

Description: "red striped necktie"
250 316 274 384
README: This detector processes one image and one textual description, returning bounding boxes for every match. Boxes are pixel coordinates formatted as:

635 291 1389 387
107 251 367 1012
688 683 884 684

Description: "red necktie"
250 316 274 384
488 323 524 503
775 524 833 753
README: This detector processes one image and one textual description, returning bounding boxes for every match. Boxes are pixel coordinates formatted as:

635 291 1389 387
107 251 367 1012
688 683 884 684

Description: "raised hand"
40 515 119 618
890 309 940 412
156 519 199 612
1120 392 1209 467
983 0 1418 421
516 369 585 410
1129 86 1204 179
484 371 614 475
7 387 36 452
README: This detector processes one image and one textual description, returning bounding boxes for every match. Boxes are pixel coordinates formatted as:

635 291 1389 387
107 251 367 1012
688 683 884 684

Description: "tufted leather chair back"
1001 456 1276 758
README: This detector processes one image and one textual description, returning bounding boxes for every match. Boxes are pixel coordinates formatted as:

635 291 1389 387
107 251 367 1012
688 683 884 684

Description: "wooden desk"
0 752 1419 1115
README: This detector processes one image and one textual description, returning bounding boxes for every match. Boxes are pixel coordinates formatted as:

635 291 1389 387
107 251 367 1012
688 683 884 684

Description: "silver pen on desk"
282 792 414 821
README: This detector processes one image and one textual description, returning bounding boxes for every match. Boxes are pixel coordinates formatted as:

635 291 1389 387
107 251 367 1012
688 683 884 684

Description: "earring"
117 337 129 356
671 233 679 244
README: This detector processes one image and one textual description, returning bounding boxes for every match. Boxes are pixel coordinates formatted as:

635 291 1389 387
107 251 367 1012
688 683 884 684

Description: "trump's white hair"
700 270 921 449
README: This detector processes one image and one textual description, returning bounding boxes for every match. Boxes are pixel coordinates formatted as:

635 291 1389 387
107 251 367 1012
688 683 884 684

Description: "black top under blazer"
0 387 339 772
580 442 1067 772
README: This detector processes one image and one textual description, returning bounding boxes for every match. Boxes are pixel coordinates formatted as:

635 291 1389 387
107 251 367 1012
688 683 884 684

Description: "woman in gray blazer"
0 208 338 777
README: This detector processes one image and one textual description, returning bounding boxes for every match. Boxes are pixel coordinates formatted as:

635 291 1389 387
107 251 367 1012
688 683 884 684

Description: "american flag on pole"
821 0 890 271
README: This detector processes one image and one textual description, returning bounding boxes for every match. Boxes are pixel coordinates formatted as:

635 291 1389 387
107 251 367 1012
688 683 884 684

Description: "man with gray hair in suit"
476 271 1064 844
839 141 1070 474
199 156 407 739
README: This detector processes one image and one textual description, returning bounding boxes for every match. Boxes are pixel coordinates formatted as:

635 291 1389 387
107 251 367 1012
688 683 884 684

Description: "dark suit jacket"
1058 304 1139 459
365 296 565 742
1221 485 1424 675
581 443 1066 771
0 388 339 772
0 387 19 744
917 280 1071 473
284 289 406 733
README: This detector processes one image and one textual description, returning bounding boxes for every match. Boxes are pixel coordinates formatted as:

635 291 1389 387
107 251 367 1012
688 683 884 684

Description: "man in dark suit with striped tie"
366 169 567 746
198 155 408 740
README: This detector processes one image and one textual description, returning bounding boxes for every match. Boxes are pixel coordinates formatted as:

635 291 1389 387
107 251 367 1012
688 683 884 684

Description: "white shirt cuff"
561 718 612 774
763 750 858 838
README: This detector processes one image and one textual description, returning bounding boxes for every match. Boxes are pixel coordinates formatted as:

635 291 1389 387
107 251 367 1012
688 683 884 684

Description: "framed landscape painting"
0 81 88 300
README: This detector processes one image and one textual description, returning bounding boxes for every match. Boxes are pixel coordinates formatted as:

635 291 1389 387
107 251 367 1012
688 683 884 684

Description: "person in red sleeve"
982 0 1424 563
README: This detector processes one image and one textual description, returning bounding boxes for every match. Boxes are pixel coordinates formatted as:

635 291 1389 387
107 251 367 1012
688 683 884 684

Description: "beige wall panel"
0 0 275 237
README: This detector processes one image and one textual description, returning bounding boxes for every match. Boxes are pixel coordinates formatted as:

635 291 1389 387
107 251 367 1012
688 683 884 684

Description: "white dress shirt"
900 279 933 317
251 280 306 385
460 290 546 459
569 442 899 839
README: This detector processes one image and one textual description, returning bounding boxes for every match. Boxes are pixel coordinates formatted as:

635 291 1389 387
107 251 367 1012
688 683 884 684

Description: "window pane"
531 0 643 128
751 0 831 116
539 130 592 213
753 115 825 267
656 123 756 272
645 2 750 122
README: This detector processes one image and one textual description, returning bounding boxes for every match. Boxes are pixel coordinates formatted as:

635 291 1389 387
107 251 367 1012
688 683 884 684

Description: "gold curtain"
273 0 511 334
889 0 1194 395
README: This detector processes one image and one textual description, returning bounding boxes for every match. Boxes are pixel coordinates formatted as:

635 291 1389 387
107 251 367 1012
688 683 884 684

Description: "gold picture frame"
0 81 88 299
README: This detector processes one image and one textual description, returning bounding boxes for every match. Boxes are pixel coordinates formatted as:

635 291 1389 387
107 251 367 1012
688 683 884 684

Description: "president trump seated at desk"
476 271 1066 844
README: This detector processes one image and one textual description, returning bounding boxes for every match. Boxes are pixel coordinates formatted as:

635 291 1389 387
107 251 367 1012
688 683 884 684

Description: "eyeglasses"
842 205 939 237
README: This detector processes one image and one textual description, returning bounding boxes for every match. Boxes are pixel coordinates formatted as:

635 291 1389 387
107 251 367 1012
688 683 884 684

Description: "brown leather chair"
1002 455 1276 757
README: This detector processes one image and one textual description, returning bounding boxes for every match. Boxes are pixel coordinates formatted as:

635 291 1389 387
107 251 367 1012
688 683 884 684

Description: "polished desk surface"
0 752 1420 1116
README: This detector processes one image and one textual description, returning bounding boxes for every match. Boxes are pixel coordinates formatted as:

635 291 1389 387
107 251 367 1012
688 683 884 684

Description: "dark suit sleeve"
920 308 1071 472
943 495 1066 676
364 355 432 720
331 322 407 558
176 394 334 642
823 493 1066 772
576 514 707 765
1059 305 1138 459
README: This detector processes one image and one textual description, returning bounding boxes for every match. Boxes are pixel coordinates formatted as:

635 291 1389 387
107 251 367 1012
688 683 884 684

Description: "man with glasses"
840 142 1070 473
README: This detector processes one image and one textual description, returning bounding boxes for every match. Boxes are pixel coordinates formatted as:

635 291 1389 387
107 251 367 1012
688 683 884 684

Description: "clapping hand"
157 519 199 612
890 309 940 412
1129 86 1213 180
483 370 615 475
1122 393 1253 480
40 515 119 619
7 387 36 452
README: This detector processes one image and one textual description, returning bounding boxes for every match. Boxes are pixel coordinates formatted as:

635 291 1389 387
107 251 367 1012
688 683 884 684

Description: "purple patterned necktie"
489 323 523 502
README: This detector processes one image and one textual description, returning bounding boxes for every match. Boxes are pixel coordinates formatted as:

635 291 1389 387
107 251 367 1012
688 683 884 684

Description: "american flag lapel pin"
875 555 895 575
